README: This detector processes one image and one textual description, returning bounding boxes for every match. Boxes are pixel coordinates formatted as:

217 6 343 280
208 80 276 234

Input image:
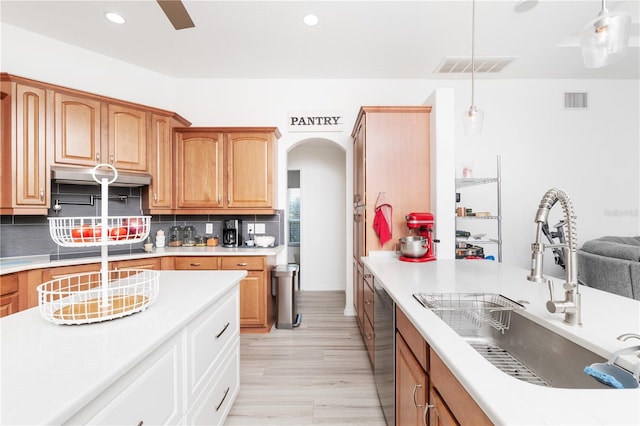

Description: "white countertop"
0 270 246 425
0 245 284 275
362 255 640 425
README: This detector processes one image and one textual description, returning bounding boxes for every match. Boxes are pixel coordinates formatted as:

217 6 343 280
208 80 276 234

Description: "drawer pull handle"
424 404 435 426
412 384 423 408
190 262 201 267
365 299 372 305
237 262 248 266
215 322 230 339
215 386 230 412
364 273 373 279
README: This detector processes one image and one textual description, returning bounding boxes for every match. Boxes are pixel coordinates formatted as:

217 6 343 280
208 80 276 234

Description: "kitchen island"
363 254 640 425
0 270 245 425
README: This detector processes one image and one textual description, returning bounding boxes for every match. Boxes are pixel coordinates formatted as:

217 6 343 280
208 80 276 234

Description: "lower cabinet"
0 273 20 317
396 306 493 426
64 285 240 425
170 255 274 333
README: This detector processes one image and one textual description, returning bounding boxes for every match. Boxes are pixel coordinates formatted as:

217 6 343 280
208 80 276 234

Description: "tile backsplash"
0 183 284 259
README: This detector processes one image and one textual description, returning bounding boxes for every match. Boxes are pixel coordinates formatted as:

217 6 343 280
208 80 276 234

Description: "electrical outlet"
206 223 213 234
255 223 266 234
247 224 255 234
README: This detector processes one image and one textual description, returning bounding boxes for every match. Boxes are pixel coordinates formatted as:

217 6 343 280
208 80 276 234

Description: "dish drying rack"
413 293 524 333
37 164 159 325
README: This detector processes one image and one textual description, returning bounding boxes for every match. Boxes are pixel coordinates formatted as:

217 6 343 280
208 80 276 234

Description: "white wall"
3 23 639 297
288 141 346 291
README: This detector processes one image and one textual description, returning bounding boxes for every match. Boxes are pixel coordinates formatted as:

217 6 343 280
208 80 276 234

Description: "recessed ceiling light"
105 12 125 24
303 14 319 26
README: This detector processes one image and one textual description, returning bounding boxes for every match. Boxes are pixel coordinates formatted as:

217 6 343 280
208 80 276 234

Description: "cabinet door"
429 387 458 426
226 132 274 208
396 332 428 426
54 91 101 166
147 114 173 209
14 84 47 207
355 261 364 331
238 271 266 327
176 131 224 208
108 104 147 171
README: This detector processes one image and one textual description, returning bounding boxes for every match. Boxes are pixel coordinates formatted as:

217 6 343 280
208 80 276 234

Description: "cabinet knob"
365 299 372 305
364 273 373 279
109 154 114 164
96 152 100 162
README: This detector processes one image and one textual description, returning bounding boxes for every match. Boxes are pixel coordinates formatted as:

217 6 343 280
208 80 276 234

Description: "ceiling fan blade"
157 0 195 30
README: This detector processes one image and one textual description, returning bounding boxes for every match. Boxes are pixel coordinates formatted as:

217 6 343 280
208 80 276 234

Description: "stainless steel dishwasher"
374 279 395 425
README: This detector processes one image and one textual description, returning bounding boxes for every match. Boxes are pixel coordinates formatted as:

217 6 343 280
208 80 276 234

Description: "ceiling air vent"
564 92 588 109
435 56 518 74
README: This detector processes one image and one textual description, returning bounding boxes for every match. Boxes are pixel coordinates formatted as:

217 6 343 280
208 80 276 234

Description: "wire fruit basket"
38 164 159 325
38 269 159 325
413 292 524 332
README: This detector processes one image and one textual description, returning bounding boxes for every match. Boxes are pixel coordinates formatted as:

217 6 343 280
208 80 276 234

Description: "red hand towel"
374 192 392 246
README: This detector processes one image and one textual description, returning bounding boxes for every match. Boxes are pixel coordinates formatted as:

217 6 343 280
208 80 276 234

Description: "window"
288 188 300 246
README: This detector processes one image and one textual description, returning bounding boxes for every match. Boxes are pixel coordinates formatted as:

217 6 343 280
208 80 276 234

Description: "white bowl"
254 235 275 247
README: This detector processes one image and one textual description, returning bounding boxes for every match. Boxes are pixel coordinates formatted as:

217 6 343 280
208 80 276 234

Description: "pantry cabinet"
173 127 280 213
0 77 49 215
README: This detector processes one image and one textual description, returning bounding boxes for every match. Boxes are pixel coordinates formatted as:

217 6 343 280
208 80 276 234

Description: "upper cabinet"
53 92 147 172
53 91 101 167
0 77 49 215
173 127 280 214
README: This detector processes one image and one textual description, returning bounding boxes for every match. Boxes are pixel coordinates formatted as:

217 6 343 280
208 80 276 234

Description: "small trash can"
272 264 301 329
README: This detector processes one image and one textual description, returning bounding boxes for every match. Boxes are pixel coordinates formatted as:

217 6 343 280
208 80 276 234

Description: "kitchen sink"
414 292 613 389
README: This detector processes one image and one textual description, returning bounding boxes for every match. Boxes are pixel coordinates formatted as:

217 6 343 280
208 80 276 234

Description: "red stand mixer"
399 212 437 262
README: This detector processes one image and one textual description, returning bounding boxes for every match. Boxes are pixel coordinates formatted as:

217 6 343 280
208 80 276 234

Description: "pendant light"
580 0 631 68
463 0 484 135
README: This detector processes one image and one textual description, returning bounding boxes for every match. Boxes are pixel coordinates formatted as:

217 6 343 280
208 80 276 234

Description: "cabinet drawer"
396 306 428 371
0 273 18 296
363 279 374 325
364 313 374 365
175 256 219 270
69 337 183 426
187 289 239 401
0 293 19 317
186 345 240 425
220 256 264 271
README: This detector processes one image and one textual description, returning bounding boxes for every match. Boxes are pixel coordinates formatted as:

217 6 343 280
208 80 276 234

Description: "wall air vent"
564 92 588 109
434 56 518 74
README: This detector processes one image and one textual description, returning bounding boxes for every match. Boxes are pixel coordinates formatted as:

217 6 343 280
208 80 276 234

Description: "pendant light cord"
471 0 476 108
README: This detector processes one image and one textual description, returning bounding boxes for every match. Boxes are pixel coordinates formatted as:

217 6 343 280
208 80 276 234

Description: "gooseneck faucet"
527 188 581 326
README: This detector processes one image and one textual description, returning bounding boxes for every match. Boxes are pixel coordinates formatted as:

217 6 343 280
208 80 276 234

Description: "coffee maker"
401 212 437 262
223 219 242 247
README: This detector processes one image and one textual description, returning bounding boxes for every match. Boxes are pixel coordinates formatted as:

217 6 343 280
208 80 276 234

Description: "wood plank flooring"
226 291 386 425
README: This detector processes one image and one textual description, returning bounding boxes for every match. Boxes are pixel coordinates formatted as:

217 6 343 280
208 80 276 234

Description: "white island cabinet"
0 270 245 426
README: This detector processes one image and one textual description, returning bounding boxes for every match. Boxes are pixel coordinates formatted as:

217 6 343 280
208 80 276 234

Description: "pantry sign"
288 111 343 132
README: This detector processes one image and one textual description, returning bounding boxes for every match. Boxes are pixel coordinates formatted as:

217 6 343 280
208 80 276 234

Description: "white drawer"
187 287 239 401
66 336 183 426
186 344 240 426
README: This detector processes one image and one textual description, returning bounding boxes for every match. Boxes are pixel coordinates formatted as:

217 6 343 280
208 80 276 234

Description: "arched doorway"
287 138 346 291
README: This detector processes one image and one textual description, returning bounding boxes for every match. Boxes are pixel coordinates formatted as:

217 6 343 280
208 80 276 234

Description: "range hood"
51 166 152 187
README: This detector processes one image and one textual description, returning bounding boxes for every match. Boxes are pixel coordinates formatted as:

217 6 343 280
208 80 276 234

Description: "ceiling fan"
157 0 195 30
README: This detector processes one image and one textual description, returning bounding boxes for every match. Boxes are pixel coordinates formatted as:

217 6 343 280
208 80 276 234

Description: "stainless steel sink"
413 292 613 389
456 312 610 389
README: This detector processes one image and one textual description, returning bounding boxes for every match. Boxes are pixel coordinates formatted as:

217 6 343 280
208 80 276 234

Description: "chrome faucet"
527 188 581 326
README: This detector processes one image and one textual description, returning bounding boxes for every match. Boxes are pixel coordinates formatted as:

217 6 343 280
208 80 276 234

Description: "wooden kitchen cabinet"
0 75 49 215
354 259 364 331
143 113 190 213
396 305 492 426
363 267 375 364
110 257 161 271
220 256 273 332
174 127 280 213
352 106 431 340
175 130 225 209
107 103 147 171
174 256 220 270
53 91 102 167
0 273 20 317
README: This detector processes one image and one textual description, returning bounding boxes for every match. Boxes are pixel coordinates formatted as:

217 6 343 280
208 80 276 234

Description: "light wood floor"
226 291 386 425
